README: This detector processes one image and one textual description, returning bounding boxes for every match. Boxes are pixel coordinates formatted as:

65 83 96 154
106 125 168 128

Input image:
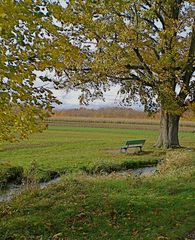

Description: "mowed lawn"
0 125 195 240
0 126 166 175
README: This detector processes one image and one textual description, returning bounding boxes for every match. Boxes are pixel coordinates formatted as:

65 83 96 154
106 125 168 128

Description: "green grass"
0 126 165 178
0 151 194 240
0 125 195 239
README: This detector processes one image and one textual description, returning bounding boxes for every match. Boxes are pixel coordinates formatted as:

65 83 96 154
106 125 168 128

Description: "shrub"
81 159 159 175
0 163 24 189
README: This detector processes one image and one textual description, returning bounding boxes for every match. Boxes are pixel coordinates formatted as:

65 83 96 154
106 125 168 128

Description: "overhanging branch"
182 19 195 87
133 48 153 76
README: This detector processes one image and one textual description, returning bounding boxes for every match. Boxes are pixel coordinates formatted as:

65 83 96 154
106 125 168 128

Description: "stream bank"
0 164 158 202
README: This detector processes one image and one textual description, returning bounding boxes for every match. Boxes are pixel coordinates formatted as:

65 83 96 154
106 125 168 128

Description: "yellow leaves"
188 102 195 113
0 13 7 19
0 1 62 143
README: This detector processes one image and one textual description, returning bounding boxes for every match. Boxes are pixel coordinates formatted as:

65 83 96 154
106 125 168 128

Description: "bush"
0 163 24 189
81 159 159 174
39 170 60 183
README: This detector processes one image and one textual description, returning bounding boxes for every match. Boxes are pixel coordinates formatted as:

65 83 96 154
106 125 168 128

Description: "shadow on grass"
130 150 154 156
106 149 155 155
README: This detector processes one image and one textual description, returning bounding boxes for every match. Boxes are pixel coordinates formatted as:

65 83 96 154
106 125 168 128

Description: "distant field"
47 117 195 132
53 107 195 122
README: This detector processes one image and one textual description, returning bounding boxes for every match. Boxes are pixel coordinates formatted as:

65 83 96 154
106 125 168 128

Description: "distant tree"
0 1 59 142
47 0 195 148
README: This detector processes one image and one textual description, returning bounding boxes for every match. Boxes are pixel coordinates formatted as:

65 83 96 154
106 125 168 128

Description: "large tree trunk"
155 110 180 148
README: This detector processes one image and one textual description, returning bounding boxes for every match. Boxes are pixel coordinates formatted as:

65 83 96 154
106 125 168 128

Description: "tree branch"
142 17 160 32
133 48 153 76
124 64 145 70
107 73 154 88
182 19 195 87
155 10 165 30
143 0 152 7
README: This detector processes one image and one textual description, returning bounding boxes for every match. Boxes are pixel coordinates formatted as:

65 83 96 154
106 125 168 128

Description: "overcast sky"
52 86 144 110
52 86 119 109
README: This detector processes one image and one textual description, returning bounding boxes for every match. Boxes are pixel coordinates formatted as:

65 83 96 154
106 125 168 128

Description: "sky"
35 71 141 110
52 86 144 110
52 86 120 109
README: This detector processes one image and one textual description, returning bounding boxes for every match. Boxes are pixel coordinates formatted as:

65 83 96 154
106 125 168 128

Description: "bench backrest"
126 139 145 146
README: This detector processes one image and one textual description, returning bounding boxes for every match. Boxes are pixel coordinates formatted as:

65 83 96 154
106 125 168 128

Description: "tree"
0 0 59 142
47 0 195 148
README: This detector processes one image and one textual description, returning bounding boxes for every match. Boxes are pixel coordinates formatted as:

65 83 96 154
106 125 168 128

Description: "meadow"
0 125 163 178
0 119 195 239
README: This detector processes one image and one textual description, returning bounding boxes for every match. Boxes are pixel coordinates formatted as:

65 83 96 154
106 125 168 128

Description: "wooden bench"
120 139 146 152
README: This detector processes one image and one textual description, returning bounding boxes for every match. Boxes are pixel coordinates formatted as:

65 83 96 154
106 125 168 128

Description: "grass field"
48 117 195 132
0 126 165 178
0 123 195 239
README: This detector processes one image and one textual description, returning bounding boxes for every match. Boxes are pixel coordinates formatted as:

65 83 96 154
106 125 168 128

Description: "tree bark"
155 110 180 148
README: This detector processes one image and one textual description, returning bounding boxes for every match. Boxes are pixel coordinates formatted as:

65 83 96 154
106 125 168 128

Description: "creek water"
104 166 157 177
130 166 157 176
0 166 157 203
0 177 61 203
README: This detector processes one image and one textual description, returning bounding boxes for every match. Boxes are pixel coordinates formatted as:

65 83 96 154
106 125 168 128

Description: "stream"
0 177 61 203
0 166 157 203
124 166 157 176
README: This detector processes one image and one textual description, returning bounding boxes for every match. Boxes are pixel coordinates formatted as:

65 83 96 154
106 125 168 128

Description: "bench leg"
120 148 127 153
